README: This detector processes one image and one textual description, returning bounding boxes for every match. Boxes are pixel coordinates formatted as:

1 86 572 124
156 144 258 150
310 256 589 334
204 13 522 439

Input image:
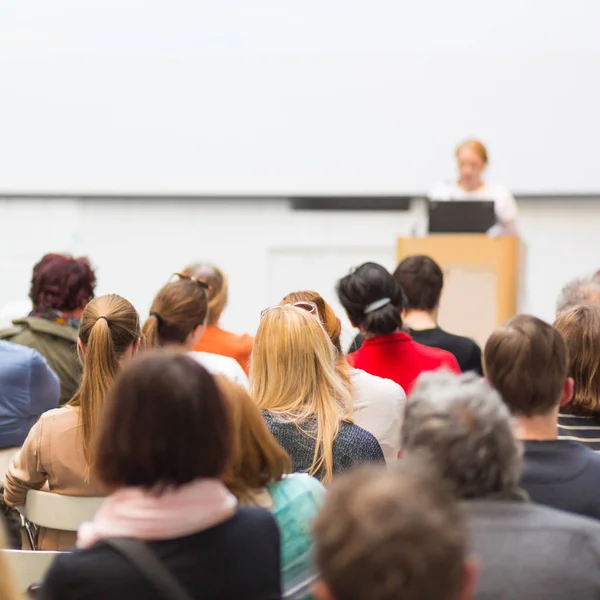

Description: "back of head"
217 375 292 502
96 351 231 490
402 371 522 499
554 304 600 416
313 461 469 600
393 255 443 312
30 253 96 312
70 294 140 470
142 278 208 348
336 262 406 336
183 262 228 325
556 275 600 315
484 315 569 417
250 305 350 481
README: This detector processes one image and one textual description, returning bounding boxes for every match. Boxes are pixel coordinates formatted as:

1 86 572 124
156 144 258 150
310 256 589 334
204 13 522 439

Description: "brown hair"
456 139 488 165
183 263 228 325
554 304 600 417
217 375 292 502
314 461 468 600
68 294 140 473
96 351 231 491
281 290 352 391
484 315 568 417
142 279 208 348
393 255 444 312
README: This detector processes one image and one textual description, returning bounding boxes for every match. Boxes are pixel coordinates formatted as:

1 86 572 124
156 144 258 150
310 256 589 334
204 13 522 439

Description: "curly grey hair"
556 275 600 316
402 371 523 499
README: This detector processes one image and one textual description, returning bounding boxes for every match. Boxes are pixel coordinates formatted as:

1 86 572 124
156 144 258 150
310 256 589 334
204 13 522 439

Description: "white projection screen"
0 0 599 196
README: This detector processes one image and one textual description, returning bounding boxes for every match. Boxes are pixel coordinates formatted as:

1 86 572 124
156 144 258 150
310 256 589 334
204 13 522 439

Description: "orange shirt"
194 325 254 374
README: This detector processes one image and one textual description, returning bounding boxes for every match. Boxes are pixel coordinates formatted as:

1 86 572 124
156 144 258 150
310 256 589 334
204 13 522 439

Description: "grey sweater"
464 498 600 600
262 412 384 481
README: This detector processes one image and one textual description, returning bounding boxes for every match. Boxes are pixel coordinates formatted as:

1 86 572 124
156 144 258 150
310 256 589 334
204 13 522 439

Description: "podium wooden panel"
397 235 520 347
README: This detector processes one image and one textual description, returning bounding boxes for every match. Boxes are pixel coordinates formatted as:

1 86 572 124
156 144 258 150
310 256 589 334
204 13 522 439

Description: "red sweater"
347 332 461 395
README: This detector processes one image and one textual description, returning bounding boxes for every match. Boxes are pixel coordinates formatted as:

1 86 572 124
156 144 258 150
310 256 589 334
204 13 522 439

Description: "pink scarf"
77 478 237 549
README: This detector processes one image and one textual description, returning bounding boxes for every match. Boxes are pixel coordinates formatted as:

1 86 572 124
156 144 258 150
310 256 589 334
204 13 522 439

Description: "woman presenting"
429 139 519 235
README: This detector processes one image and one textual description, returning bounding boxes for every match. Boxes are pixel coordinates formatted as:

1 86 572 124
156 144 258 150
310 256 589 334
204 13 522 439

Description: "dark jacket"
0 317 81 405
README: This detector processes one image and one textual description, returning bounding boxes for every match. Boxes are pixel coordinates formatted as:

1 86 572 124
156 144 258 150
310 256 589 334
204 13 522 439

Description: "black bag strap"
103 538 194 600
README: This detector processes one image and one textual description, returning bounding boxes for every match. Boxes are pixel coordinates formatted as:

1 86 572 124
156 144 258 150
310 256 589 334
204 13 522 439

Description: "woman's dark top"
263 412 385 480
39 507 281 600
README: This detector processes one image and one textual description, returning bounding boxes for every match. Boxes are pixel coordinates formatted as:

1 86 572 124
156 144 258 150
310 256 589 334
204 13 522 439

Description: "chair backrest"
21 490 104 531
2 549 61 591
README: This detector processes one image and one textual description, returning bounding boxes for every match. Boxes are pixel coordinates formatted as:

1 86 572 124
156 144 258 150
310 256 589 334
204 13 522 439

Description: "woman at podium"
429 139 519 235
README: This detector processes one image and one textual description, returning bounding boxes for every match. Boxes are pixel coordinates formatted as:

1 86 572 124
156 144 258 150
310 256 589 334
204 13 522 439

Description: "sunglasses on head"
170 272 210 290
260 301 317 318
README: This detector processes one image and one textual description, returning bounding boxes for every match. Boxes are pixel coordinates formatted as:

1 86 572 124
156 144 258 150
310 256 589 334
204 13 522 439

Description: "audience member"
0 521 20 600
0 254 96 404
41 353 281 600
218 375 324 599
394 255 482 373
312 463 477 600
0 341 59 475
143 273 249 388
4 294 140 550
337 262 459 393
403 371 600 600
281 291 404 462
485 314 600 519
555 274 600 315
554 304 600 450
185 262 253 374
252 305 384 482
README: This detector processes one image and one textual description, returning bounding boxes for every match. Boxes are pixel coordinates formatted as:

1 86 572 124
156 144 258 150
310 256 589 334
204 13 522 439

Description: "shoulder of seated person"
351 368 405 396
38 406 76 423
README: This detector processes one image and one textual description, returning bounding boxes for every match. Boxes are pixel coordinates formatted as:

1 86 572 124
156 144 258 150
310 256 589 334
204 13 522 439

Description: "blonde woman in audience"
4 295 140 550
251 305 384 483
143 273 249 388
218 375 324 599
0 522 20 600
184 263 253 374
554 304 600 451
281 291 404 463
41 353 281 600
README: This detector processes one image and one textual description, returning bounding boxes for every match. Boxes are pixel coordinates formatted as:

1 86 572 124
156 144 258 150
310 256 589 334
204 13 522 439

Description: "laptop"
427 200 496 234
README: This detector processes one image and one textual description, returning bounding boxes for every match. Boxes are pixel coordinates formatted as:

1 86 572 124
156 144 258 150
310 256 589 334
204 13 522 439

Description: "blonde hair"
250 305 352 482
0 523 20 600
217 375 292 503
554 304 600 416
456 139 488 165
68 295 140 474
281 290 352 392
183 263 228 325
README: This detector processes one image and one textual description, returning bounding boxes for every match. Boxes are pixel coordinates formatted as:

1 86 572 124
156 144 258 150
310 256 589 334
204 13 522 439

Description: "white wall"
0 198 598 343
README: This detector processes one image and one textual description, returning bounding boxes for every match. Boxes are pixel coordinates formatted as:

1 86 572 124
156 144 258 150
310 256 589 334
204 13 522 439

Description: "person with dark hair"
393 255 482 374
184 263 254 374
485 314 600 520
337 262 459 394
0 253 96 404
40 352 281 600
312 462 477 600
403 370 600 600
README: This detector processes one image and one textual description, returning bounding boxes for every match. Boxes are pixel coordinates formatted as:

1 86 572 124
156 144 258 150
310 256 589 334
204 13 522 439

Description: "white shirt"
350 368 406 463
188 351 250 390
429 181 519 227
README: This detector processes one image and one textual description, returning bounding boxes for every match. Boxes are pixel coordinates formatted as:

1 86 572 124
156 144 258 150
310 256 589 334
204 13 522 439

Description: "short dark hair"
96 351 231 490
484 315 569 417
30 253 96 312
393 255 443 311
336 262 406 336
314 461 468 600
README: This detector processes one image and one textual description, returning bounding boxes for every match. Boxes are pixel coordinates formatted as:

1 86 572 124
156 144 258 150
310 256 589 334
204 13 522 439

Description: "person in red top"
337 262 460 394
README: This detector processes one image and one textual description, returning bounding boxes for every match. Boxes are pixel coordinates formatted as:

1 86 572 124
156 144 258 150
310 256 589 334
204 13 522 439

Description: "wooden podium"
397 235 520 347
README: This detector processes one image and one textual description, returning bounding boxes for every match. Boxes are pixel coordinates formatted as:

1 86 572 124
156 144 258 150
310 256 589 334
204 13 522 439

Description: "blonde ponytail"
142 313 161 349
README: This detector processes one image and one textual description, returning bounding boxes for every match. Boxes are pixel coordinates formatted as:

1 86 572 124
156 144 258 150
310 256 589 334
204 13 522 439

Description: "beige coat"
4 407 106 550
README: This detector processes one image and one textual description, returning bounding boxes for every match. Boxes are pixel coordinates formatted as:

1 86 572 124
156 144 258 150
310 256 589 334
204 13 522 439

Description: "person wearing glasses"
183 263 253 375
251 304 384 483
142 274 249 389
